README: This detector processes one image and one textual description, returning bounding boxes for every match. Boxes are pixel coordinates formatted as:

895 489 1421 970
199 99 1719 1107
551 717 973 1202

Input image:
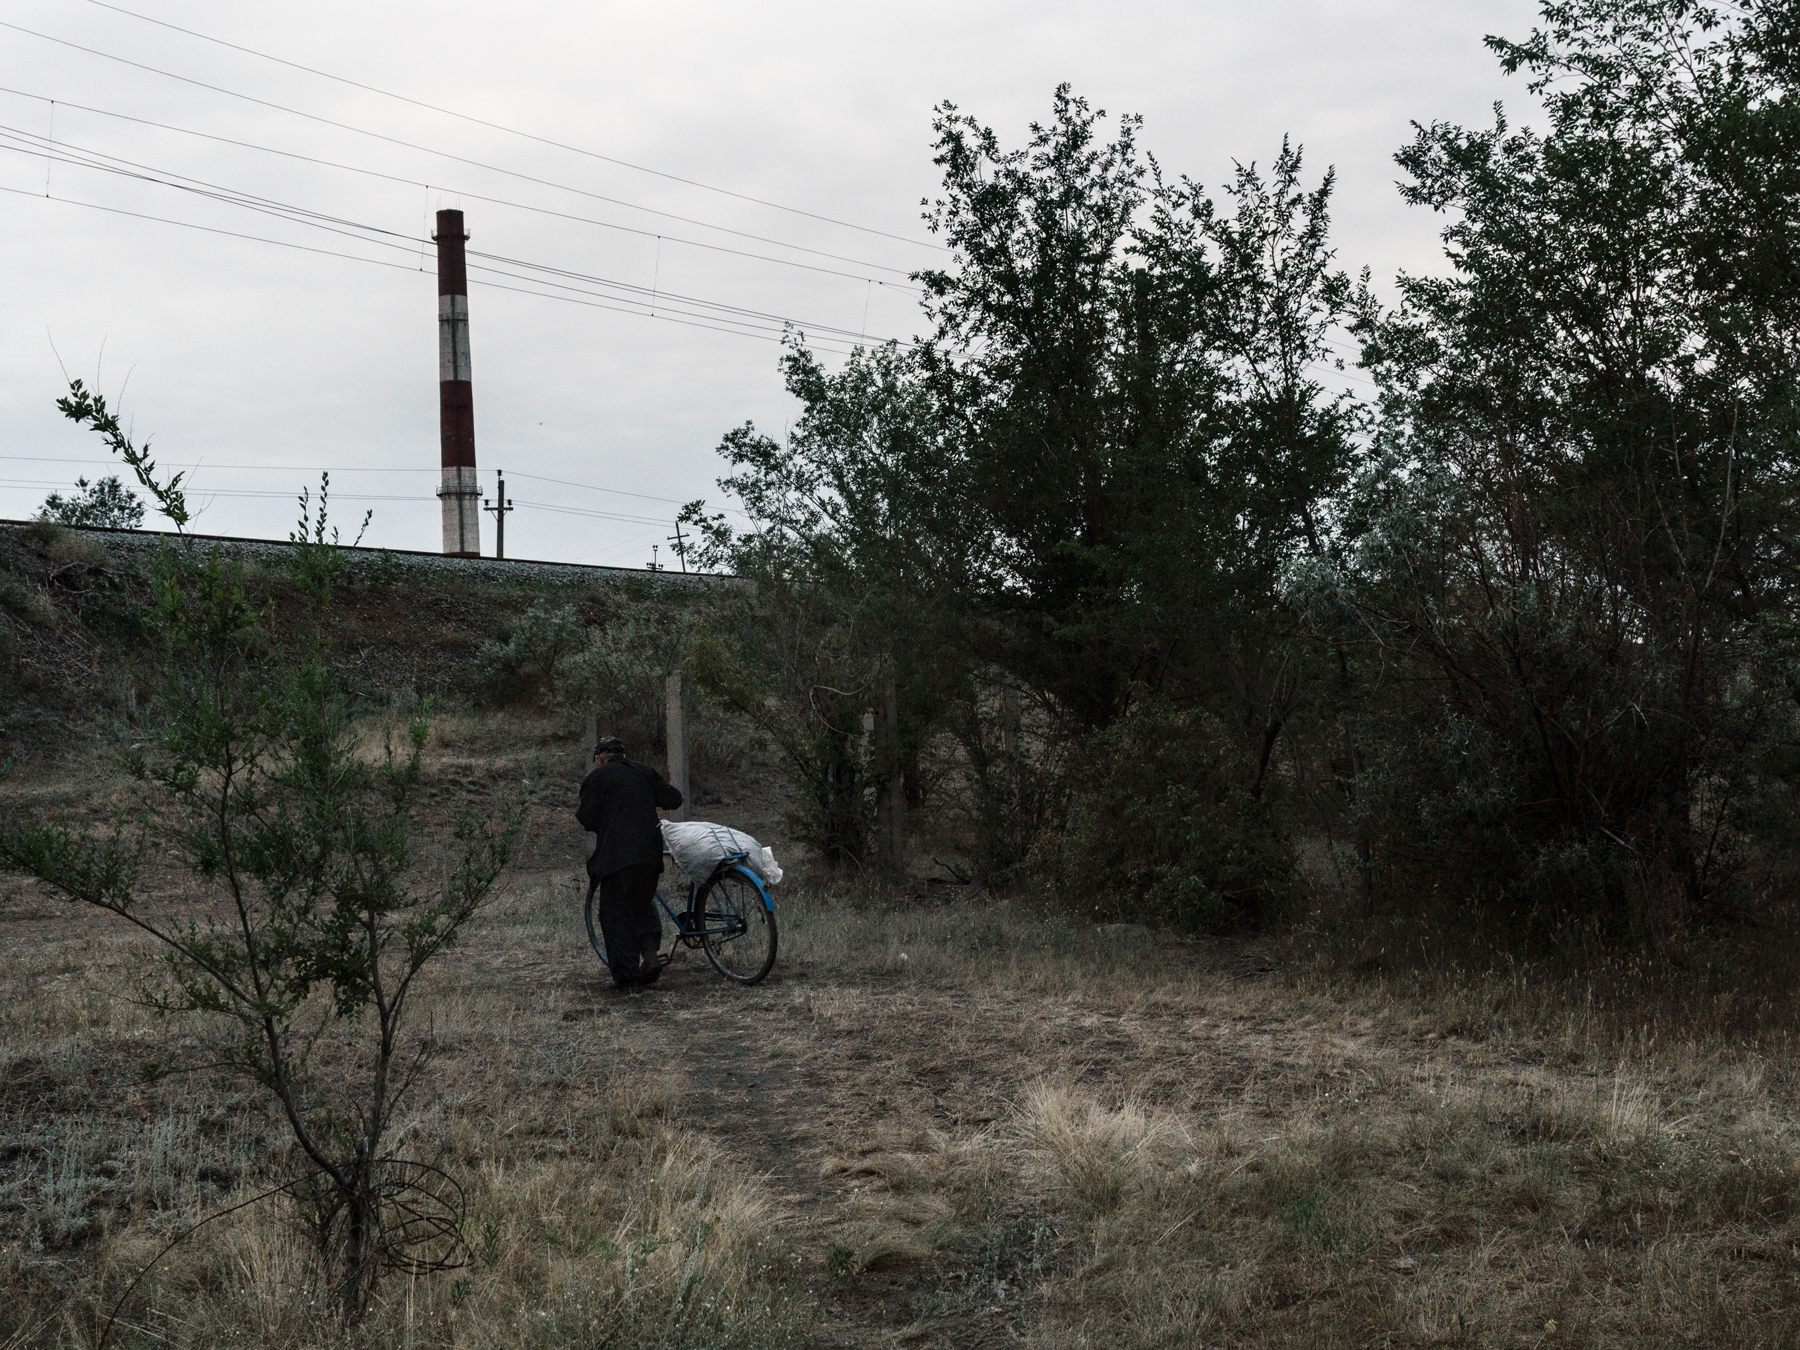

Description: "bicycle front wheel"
697 867 777 984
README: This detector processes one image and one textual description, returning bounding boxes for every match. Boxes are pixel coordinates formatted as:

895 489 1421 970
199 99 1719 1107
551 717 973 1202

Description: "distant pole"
647 544 662 572
670 519 689 574
434 208 481 557
665 668 689 822
483 469 515 559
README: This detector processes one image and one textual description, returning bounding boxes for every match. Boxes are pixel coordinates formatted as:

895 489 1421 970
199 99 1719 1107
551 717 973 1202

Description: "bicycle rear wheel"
697 867 777 984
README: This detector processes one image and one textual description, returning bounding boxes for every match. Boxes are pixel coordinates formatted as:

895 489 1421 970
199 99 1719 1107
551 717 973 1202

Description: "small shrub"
0 574 57 628
561 600 686 742
345 548 405 588
473 600 584 705
1034 700 1293 931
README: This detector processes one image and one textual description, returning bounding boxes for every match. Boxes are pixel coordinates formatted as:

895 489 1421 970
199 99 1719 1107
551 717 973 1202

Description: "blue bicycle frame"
585 850 778 984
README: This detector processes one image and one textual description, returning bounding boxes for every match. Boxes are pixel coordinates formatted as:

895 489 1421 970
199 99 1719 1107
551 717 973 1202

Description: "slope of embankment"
0 518 721 765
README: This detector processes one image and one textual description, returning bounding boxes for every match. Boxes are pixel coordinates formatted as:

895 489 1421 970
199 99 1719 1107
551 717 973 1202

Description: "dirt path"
556 927 1345 1347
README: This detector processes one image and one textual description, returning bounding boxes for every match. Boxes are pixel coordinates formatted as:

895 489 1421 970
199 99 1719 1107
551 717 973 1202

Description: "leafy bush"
690 601 877 866
0 572 57 628
472 600 584 705
559 595 691 746
1035 700 1293 932
35 473 144 529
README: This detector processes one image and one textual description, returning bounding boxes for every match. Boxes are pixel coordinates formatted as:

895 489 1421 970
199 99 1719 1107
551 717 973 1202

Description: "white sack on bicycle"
660 820 784 887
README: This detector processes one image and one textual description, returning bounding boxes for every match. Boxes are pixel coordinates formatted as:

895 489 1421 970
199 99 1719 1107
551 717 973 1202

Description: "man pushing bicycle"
577 735 684 988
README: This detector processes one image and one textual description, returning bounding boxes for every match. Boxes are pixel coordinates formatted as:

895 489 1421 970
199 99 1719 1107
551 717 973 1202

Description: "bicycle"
584 850 779 985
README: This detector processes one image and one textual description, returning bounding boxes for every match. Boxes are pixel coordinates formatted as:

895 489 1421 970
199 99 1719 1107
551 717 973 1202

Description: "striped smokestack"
434 208 481 556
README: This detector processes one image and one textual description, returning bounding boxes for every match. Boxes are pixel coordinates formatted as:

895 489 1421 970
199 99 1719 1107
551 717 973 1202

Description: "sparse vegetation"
3 408 524 1319
6 1 1800 1343
4 850 1800 1346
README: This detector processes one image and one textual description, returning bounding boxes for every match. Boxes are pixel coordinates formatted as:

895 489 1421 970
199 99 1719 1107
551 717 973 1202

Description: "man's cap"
594 735 626 756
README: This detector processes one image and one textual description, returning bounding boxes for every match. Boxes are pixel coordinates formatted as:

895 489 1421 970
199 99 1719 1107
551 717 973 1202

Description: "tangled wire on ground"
99 1157 470 1347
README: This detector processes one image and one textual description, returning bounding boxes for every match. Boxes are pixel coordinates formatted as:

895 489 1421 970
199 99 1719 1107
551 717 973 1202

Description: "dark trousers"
588 860 663 983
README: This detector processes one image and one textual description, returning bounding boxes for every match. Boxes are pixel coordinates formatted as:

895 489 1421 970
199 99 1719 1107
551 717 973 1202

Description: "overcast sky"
0 0 1540 567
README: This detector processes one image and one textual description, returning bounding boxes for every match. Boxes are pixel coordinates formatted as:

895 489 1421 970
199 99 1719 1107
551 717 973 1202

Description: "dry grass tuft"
820 1124 1007 1275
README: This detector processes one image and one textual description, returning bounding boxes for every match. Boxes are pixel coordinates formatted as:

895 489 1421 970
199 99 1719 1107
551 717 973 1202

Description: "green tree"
687 90 1360 896
681 339 959 865
919 91 1359 745
916 86 1162 731
472 598 584 704
0 385 522 1316
1331 0 1800 933
36 474 145 529
920 90 1358 891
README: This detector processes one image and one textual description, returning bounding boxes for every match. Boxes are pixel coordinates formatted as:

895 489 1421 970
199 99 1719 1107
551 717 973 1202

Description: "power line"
0 177 874 357
85 0 945 254
0 475 679 527
509 498 671 527
467 250 918 347
0 20 926 278
507 470 697 508
573 525 670 567
0 476 415 503
8 148 1354 375
0 456 709 509
0 126 909 348
0 179 431 273
0 85 923 292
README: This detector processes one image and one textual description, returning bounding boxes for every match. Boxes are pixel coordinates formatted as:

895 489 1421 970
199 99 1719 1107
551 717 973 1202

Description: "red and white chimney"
434 208 481 556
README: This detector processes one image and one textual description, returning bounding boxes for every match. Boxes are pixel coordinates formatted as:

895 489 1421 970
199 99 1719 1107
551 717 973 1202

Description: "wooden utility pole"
665 667 689 821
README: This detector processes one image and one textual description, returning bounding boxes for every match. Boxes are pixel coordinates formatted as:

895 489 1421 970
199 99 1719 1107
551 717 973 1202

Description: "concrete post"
665 667 689 821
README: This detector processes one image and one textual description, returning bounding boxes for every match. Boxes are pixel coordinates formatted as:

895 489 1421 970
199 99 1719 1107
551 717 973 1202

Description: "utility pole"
433 209 480 557
669 519 689 574
483 469 515 559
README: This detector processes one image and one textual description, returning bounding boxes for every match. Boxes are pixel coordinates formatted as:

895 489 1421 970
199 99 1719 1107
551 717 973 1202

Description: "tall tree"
917 86 1162 729
1338 0 1800 927
681 339 960 865
689 89 1360 891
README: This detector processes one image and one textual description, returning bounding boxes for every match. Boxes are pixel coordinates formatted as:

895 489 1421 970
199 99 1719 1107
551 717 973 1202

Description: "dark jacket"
577 756 683 879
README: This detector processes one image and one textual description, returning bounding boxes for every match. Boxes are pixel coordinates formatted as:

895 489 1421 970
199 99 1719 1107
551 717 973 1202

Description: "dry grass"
776 883 1800 1346
0 858 812 1350
4 731 1800 1347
